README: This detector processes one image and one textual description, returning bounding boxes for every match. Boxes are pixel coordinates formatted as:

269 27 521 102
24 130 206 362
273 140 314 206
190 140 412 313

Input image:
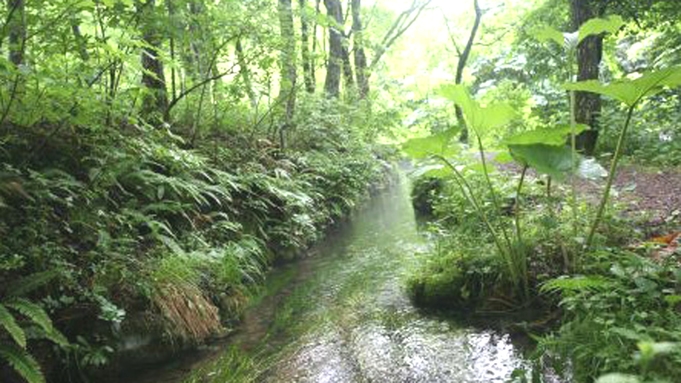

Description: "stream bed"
127 174 538 383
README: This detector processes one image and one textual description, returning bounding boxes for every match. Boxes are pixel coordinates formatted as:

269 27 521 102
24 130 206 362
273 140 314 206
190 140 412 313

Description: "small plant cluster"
403 14 681 383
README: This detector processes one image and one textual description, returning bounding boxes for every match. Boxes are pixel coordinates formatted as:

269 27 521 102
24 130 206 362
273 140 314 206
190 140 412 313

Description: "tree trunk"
341 44 355 91
323 0 343 97
6 0 26 66
571 0 606 155
236 39 257 109
139 0 169 121
351 0 369 98
299 0 315 93
455 0 482 143
278 0 297 147
70 15 90 62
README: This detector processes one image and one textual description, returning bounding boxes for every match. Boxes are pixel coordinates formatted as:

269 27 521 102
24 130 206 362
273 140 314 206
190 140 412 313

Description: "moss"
410 176 444 216
407 251 503 311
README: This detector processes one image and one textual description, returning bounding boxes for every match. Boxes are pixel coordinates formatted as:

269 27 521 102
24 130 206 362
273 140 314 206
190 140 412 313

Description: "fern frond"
6 270 58 298
0 303 26 348
0 344 46 383
7 299 68 347
540 275 613 295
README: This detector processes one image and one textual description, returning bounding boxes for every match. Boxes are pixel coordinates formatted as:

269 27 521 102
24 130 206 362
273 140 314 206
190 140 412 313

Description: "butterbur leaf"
410 164 451 179
564 66 681 107
578 15 624 42
402 129 460 159
595 374 640 383
509 144 577 180
503 124 588 147
437 84 515 136
533 26 565 46
494 152 514 164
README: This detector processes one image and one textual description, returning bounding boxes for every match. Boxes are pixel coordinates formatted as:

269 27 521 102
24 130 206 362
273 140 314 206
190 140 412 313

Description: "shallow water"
128 174 538 383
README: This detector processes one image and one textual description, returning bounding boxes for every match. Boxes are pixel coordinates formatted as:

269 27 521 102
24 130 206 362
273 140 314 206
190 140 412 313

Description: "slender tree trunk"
324 0 343 97
6 0 25 66
456 0 481 143
571 0 605 155
300 0 315 93
341 44 355 91
70 16 90 62
278 0 297 147
166 0 177 100
351 0 369 98
311 0 320 85
236 39 257 109
138 0 169 121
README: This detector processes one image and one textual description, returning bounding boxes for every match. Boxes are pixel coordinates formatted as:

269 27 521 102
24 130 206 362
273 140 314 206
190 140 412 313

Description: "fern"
540 275 613 295
6 270 58 298
0 344 46 383
0 303 26 348
7 299 69 346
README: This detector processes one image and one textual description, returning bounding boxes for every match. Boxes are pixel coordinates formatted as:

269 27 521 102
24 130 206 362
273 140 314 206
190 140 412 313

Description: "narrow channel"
129 172 532 383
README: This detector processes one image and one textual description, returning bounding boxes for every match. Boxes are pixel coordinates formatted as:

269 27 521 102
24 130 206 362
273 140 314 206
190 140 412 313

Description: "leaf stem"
585 104 636 251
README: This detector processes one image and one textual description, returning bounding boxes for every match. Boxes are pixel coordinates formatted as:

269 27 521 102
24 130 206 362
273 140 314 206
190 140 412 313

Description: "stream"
127 173 537 383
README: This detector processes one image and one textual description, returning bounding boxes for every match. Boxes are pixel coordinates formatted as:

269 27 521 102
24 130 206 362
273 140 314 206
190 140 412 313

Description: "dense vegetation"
1 0 680 382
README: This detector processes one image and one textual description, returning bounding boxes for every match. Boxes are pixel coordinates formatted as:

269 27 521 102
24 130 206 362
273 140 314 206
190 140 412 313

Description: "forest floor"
575 164 681 227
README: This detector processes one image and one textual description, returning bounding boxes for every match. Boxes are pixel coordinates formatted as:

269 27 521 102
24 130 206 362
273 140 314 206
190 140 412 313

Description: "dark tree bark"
453 0 482 143
70 16 90 62
6 0 26 66
571 0 606 155
324 0 343 97
139 0 169 121
341 43 355 90
351 0 369 98
300 0 315 93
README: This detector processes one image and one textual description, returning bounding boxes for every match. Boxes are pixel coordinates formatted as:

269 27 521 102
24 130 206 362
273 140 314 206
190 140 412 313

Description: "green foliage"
0 345 45 383
577 15 625 43
438 84 516 136
537 250 681 382
564 66 681 107
0 296 68 382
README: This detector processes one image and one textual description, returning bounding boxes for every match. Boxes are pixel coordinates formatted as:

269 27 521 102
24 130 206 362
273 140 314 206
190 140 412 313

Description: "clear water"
128 174 537 383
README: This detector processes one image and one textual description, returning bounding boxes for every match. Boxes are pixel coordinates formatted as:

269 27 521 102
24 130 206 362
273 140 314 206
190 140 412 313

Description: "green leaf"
578 15 624 43
7 299 68 347
0 344 45 383
509 144 577 180
564 66 681 107
437 84 515 136
410 164 451 179
401 129 460 159
503 124 588 147
595 373 640 383
0 303 26 349
533 26 565 46
540 275 612 294
6 270 58 298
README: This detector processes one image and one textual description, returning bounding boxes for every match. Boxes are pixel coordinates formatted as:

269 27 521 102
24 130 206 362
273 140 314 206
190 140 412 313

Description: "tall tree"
300 0 315 93
323 0 344 97
351 0 369 98
278 0 297 145
6 0 26 66
445 0 482 143
138 0 169 120
571 0 607 155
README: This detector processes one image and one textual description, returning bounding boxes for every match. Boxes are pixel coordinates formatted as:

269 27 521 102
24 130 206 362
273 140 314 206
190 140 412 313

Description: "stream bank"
123 172 549 383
